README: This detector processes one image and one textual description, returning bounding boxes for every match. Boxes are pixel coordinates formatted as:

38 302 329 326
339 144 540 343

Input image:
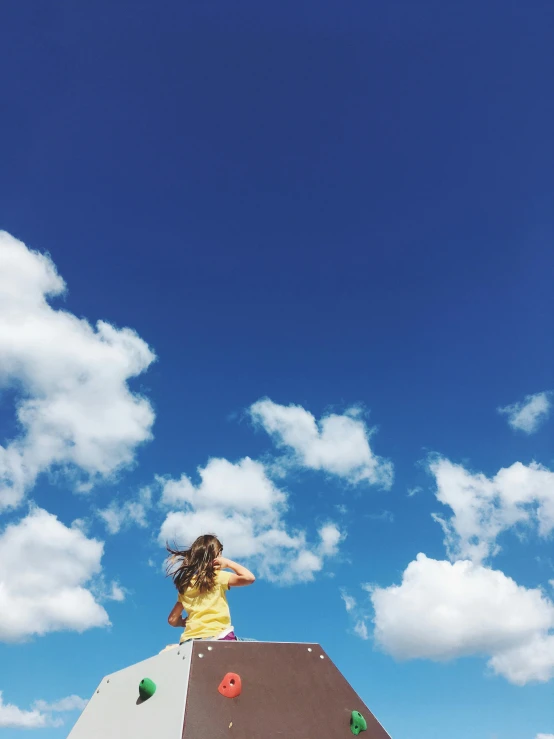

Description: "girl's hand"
213 556 229 570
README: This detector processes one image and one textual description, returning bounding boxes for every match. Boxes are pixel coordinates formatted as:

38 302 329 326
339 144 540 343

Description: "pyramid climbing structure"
67 641 392 739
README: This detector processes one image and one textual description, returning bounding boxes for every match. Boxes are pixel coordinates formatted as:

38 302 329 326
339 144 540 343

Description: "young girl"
166 534 255 643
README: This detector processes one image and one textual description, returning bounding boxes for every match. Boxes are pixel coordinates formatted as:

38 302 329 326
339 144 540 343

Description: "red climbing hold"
218 673 242 698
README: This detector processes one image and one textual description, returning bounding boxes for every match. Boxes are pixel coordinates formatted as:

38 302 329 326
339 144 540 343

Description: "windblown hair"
166 534 223 595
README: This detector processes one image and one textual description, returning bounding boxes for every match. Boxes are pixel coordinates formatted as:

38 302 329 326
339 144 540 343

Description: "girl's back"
166 534 255 643
179 568 233 640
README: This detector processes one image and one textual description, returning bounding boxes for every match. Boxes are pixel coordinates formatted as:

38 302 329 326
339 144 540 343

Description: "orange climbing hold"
218 673 242 698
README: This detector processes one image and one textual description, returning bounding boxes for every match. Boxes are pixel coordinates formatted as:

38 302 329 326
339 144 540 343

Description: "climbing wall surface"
182 641 391 739
66 641 390 739
67 641 193 739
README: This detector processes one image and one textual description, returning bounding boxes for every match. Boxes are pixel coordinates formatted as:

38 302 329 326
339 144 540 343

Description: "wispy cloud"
340 589 370 641
498 391 552 434
0 692 60 729
33 695 88 713
340 590 357 612
97 487 152 535
0 691 86 729
354 620 369 640
366 510 394 523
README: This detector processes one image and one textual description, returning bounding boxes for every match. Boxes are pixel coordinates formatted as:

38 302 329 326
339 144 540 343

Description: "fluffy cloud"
160 457 286 514
158 456 342 583
536 735 554 739
488 634 554 686
358 455 554 685
97 487 152 534
249 399 393 487
350 454 554 686
0 231 156 511
0 691 87 729
369 554 554 685
498 391 552 434
430 457 554 563
0 507 110 641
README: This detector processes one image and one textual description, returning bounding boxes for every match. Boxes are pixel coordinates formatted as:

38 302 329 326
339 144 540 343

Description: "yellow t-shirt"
178 570 232 642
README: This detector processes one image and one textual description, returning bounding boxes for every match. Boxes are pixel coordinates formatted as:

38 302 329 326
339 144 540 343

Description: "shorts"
180 632 256 644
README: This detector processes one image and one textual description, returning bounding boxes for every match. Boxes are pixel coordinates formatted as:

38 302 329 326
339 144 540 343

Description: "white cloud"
489 634 554 686
370 554 554 685
34 695 88 713
341 590 356 612
498 391 552 434
318 522 342 555
70 518 90 534
349 453 554 684
160 457 286 514
0 231 156 511
89 576 127 603
354 620 369 640
97 487 152 534
430 457 554 563
158 456 342 584
341 589 371 641
367 510 394 523
107 582 126 602
0 691 87 729
249 399 393 487
0 507 110 642
536 734 554 739
0 692 61 729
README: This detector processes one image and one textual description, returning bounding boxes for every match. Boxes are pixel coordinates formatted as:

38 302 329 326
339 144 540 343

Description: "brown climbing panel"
182 642 390 739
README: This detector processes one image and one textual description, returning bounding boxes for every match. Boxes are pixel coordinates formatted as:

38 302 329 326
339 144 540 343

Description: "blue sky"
1 2 553 737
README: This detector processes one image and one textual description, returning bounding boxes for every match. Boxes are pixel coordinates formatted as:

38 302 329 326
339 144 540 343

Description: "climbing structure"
67 641 391 739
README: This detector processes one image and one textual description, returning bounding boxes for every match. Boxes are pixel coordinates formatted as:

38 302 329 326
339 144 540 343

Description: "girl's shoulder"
216 569 231 587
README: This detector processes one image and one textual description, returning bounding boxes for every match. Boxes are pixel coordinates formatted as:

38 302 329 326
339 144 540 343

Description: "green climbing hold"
350 710 367 735
139 678 156 701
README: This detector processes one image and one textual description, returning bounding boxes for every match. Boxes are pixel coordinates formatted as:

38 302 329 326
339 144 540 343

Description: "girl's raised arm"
214 556 255 588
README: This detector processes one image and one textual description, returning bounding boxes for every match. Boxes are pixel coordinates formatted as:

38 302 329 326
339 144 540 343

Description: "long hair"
166 534 223 595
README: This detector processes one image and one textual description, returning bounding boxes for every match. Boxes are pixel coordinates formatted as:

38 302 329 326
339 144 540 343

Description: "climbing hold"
138 678 156 701
350 711 367 735
218 672 242 698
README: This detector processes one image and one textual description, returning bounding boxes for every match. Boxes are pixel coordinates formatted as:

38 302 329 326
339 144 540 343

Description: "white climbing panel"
67 643 193 739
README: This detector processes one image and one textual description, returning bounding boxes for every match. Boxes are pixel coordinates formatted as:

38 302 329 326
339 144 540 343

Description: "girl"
166 534 255 643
